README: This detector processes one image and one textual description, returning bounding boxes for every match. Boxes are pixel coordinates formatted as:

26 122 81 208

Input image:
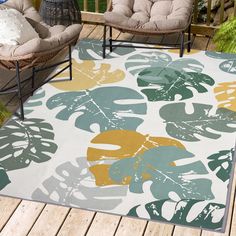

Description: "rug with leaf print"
0 39 236 232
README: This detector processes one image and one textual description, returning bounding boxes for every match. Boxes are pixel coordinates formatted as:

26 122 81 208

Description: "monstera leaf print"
205 51 236 60
87 130 185 186
24 88 45 115
0 166 10 190
160 103 236 142
215 81 236 112
220 60 236 74
0 119 58 171
128 199 225 230
46 87 147 133
125 53 204 77
76 39 136 60
208 149 235 182
137 67 214 101
51 60 125 91
109 146 213 200
32 158 128 211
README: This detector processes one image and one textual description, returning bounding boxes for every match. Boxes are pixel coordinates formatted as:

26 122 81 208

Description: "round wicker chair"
103 0 194 58
0 0 82 120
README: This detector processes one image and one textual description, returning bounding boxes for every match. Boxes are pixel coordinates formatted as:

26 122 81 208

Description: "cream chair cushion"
104 0 194 32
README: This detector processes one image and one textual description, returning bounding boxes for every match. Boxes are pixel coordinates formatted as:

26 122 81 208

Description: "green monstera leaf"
76 39 136 60
109 146 213 200
220 60 236 74
160 103 236 142
0 166 10 191
46 87 147 133
137 67 214 101
125 53 204 77
24 88 45 115
0 118 58 171
205 51 236 60
208 149 235 182
128 199 225 230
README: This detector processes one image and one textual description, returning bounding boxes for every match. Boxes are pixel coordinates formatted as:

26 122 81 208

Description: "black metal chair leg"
103 25 107 59
109 26 113 53
15 61 24 120
180 31 185 58
187 24 191 53
69 44 72 80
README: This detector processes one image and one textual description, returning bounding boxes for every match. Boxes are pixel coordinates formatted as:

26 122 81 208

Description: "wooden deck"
0 23 236 236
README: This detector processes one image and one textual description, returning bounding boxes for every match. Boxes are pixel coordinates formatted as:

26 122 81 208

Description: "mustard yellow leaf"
214 81 236 111
51 60 125 91
87 130 185 186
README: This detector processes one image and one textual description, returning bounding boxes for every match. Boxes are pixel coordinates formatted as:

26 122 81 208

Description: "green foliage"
0 102 11 127
213 17 236 53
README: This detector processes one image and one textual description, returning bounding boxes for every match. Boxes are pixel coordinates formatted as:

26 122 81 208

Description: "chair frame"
102 2 193 58
0 38 76 120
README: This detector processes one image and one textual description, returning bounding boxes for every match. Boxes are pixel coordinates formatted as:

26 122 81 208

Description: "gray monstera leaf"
0 118 58 171
220 60 236 74
128 199 225 230
137 67 214 101
32 158 128 211
160 103 236 142
46 86 147 133
109 146 213 200
205 51 236 60
76 39 136 60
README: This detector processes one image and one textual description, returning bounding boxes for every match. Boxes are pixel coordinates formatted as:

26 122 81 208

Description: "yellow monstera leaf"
215 81 236 112
52 60 125 91
87 130 185 186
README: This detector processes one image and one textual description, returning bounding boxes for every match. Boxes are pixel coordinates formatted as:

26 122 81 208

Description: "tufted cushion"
0 0 82 59
104 0 194 32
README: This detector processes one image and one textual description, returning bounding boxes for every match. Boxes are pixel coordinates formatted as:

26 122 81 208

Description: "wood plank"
87 25 106 40
115 218 147 236
0 197 21 231
143 222 174 236
57 209 95 236
192 35 209 51
173 226 201 236
86 213 121 236
206 37 216 51
0 200 45 236
201 171 236 236
28 205 70 236
79 23 97 39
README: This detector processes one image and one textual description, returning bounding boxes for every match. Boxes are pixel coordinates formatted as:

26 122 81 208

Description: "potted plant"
213 17 236 53
0 102 11 127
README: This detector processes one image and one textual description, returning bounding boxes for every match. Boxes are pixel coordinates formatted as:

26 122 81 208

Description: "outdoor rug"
0 39 236 232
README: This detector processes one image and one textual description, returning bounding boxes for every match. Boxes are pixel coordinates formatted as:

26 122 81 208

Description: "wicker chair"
103 0 194 58
0 0 82 120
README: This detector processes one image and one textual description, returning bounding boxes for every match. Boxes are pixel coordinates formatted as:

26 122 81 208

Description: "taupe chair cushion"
104 0 194 32
0 0 82 59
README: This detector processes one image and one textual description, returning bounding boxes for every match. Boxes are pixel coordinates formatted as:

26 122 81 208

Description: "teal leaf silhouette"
220 60 236 74
128 199 225 230
160 103 236 142
208 149 235 182
125 51 172 76
76 39 136 60
137 67 214 101
205 51 236 60
24 88 45 115
109 146 213 200
125 54 204 77
0 166 10 191
46 87 147 133
0 119 58 171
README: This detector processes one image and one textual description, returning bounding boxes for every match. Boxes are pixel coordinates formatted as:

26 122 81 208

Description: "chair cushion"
0 8 39 45
104 0 194 32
